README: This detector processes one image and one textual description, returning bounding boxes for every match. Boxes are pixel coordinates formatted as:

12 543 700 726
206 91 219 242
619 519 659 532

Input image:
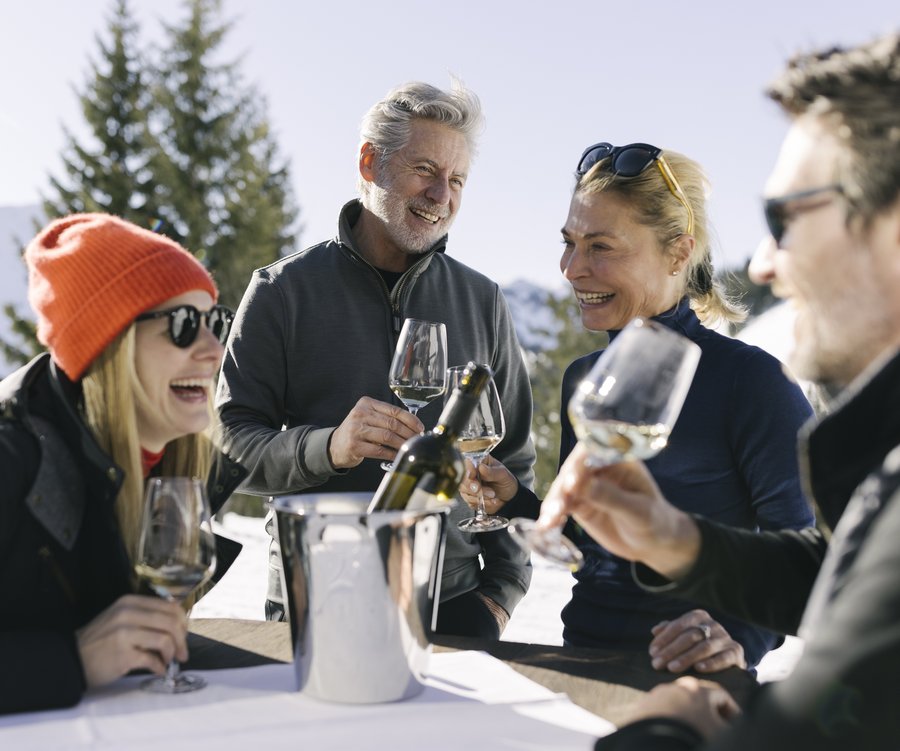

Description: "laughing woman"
469 143 816 672
0 214 242 714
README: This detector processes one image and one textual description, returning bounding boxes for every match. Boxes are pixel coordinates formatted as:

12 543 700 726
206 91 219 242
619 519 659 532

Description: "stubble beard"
368 182 452 256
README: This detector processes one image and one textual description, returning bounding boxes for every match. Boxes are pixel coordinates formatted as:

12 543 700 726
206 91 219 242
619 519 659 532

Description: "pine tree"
1 0 155 368
44 0 158 223
150 0 297 308
1 0 299 368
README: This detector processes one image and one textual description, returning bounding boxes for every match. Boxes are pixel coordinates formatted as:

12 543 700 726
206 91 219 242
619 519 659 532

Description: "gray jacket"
216 200 535 616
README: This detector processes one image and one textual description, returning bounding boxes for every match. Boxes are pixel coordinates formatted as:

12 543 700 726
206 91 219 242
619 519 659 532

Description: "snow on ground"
195 513 802 683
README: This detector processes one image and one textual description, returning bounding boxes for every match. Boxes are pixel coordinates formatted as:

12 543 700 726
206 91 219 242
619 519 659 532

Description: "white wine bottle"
368 362 493 512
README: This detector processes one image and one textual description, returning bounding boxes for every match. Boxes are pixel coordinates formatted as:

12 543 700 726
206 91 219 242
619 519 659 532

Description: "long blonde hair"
81 325 216 563
577 150 746 327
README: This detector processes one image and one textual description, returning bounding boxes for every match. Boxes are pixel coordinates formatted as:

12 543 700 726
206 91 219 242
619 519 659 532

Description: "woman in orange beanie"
0 214 242 714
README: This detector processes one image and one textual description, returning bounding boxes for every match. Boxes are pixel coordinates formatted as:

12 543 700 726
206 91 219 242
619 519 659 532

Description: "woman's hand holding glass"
448 366 509 532
134 476 217 693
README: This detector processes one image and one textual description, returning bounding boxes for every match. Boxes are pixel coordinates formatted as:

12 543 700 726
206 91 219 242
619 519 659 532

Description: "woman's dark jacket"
0 354 245 715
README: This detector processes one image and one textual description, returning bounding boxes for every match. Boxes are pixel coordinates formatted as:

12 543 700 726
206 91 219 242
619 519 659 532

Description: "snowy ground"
194 513 802 683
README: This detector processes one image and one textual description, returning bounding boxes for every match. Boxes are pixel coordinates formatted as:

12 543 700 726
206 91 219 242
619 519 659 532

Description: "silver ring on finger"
696 623 712 640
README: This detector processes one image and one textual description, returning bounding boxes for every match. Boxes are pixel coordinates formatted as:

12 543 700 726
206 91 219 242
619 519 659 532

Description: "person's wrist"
645 509 701 581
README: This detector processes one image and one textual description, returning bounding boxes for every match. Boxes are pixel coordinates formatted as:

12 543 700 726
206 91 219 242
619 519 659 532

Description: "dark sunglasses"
763 184 843 248
135 304 234 348
575 142 695 235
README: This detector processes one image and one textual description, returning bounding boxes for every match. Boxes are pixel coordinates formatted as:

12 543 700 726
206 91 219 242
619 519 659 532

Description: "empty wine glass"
381 318 448 471
134 476 217 693
509 317 701 570
447 365 508 533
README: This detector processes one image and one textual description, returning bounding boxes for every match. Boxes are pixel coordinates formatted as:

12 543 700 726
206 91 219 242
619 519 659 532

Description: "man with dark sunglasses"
536 33 900 750
216 80 536 638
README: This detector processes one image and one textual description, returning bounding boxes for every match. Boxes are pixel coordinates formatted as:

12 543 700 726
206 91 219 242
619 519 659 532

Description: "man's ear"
359 143 378 184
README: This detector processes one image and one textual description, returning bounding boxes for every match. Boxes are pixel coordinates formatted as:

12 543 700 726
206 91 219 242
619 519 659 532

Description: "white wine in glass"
447 365 509 533
508 317 701 570
382 318 448 471
135 476 217 693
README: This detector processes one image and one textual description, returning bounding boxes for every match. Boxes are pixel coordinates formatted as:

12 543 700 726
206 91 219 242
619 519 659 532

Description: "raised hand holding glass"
509 318 701 569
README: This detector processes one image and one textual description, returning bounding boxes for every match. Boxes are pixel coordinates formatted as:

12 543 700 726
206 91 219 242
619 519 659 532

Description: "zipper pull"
393 313 402 334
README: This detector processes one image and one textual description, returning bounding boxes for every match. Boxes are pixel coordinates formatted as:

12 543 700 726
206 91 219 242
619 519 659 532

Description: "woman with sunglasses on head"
469 143 815 673
0 214 242 714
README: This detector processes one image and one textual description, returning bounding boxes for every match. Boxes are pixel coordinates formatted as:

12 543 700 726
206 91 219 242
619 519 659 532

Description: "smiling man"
216 81 535 637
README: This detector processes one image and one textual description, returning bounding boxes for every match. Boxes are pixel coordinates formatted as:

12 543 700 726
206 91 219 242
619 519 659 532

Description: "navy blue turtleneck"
510 299 815 668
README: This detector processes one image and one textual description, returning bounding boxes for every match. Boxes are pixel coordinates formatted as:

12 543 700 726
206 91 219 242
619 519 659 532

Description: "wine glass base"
141 672 207 694
457 514 509 533
507 518 584 572
380 461 394 472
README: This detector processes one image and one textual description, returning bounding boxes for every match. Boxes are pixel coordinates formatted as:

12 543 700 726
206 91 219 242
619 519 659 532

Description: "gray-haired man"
216 81 535 637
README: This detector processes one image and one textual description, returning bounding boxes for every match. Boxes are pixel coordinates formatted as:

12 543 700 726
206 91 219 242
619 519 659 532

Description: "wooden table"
187 618 758 726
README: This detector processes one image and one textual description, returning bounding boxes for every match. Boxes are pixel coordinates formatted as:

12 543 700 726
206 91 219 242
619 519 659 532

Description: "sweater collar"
607 297 700 342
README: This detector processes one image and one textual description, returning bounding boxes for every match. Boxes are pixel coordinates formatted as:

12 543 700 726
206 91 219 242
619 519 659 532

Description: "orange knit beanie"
25 213 218 381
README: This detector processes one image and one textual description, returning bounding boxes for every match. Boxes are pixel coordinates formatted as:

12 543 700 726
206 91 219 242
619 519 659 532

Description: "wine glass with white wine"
447 365 508 532
134 476 217 693
381 318 448 471
508 317 701 570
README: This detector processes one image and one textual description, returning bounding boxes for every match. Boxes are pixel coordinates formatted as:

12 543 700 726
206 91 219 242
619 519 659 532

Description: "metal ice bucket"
273 493 449 703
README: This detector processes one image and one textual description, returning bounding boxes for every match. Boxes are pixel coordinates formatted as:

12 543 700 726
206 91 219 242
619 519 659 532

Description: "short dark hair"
767 33 900 225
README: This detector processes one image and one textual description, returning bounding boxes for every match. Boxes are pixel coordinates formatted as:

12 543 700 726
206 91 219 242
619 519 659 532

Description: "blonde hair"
577 150 746 326
81 325 216 564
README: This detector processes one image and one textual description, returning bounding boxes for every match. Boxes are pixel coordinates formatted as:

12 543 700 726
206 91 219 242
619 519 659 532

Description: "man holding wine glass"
545 33 900 750
0 214 243 713
217 80 536 638
469 143 816 672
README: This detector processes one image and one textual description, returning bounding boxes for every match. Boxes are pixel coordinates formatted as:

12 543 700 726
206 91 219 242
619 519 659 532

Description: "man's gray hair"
357 79 484 191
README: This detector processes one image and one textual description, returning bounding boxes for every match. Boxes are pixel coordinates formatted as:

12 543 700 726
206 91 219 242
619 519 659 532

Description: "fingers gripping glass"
447 366 508 533
763 184 843 248
135 304 234 347
575 142 695 236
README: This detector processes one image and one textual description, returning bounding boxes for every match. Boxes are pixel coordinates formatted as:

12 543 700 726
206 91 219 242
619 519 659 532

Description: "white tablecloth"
0 651 615 750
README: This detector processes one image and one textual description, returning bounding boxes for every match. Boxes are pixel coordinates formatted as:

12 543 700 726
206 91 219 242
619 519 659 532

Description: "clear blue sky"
1 0 895 287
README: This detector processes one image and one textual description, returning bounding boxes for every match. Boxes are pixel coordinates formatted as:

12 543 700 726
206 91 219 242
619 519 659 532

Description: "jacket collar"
802 347 900 529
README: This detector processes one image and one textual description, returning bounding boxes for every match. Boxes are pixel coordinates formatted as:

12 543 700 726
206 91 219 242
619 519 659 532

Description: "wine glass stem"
407 406 419 416
471 457 487 521
163 658 180 687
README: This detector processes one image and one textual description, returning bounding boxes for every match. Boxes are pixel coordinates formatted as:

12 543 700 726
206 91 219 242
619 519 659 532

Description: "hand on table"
623 675 741 741
459 455 518 514
649 609 747 673
75 594 188 688
328 396 423 468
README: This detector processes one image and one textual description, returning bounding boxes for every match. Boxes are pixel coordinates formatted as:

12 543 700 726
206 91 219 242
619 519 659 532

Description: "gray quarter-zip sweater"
216 200 535 617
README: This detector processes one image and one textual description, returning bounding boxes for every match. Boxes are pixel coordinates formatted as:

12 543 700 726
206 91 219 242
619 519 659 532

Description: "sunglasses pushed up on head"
135 304 234 348
576 142 695 236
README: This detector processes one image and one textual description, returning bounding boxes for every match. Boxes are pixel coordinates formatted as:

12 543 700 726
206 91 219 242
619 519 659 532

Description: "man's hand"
649 609 747 673
75 594 188 688
328 396 423 469
623 676 741 741
541 442 701 579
